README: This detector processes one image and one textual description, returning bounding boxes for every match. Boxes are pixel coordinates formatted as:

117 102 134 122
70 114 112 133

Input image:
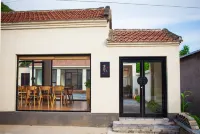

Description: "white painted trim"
1 20 108 30
57 69 61 85
82 69 87 91
107 42 180 47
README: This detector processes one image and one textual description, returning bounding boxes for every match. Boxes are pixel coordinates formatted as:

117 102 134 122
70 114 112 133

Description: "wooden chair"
66 85 74 104
52 85 65 106
39 86 52 107
26 86 40 107
18 86 27 107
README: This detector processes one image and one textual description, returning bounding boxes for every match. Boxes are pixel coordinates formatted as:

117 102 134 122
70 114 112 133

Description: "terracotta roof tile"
1 7 106 23
107 29 182 43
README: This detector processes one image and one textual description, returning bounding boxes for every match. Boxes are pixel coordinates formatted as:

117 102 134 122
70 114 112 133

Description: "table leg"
34 91 35 107
21 94 22 107
48 96 49 107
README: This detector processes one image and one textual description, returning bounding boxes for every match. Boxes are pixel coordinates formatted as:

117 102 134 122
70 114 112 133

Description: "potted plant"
84 80 91 106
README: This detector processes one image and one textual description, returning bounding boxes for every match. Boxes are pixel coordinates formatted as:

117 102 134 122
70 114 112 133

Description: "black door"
119 57 167 117
65 72 72 86
21 73 30 86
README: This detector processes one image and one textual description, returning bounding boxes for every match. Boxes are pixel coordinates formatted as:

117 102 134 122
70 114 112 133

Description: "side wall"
0 26 180 114
180 52 200 116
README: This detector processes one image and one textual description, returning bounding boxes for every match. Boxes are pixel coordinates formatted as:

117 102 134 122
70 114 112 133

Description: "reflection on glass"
123 62 140 113
145 62 163 114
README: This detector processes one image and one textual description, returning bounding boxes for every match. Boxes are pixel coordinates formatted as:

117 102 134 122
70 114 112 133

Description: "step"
107 127 179 134
117 118 173 125
113 124 180 133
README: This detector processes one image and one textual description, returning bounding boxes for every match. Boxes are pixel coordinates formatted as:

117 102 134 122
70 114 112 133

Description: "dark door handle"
137 76 148 86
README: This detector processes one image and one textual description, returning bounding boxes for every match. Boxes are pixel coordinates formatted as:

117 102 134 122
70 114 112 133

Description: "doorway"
119 57 167 117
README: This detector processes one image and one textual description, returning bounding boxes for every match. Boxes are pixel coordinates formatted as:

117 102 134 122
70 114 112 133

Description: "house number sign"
100 62 110 77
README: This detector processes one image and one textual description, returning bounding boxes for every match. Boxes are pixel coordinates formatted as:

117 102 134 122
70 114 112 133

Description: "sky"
2 0 200 52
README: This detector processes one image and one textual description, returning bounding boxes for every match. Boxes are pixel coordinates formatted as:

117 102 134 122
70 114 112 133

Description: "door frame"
119 56 167 117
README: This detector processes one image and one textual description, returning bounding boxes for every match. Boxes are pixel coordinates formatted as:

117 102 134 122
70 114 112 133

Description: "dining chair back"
39 86 52 107
53 85 64 105
26 86 38 106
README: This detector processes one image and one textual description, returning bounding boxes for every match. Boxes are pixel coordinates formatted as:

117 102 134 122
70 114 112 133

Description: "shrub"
147 100 162 113
181 90 192 112
190 114 200 128
84 80 91 88
135 95 140 103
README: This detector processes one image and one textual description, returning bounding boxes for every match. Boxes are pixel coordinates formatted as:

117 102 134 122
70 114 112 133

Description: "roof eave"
106 41 180 47
1 19 108 30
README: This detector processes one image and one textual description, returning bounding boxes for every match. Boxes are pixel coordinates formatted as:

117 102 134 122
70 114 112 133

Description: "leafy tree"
19 61 31 67
180 45 190 56
136 62 149 73
1 2 13 12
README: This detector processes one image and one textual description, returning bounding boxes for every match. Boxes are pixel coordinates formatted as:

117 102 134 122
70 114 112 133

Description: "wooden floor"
18 101 89 111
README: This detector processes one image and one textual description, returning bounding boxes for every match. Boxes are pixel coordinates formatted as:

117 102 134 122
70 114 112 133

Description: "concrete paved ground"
0 125 108 134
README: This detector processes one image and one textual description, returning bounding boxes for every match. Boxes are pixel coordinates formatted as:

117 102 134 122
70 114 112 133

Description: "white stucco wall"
0 24 180 114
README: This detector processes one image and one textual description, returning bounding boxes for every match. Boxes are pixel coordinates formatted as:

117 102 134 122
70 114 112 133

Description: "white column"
57 69 61 85
29 67 32 86
82 69 87 90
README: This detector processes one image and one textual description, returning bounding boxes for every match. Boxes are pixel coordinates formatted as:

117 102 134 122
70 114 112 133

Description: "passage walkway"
0 125 107 134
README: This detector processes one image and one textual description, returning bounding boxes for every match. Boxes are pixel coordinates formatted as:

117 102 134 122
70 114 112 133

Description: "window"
86 69 90 81
17 55 91 112
52 69 57 86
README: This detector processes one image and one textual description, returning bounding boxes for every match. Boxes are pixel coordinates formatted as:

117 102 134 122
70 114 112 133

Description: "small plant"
181 90 192 112
147 100 162 113
190 114 200 128
135 95 140 103
84 80 91 88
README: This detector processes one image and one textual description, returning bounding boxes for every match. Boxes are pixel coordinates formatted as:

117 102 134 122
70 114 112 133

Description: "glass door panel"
144 62 164 115
122 61 141 114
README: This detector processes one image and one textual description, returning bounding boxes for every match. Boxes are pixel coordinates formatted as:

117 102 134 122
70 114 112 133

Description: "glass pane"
36 69 42 86
86 69 91 80
123 61 141 113
145 62 163 114
60 69 65 86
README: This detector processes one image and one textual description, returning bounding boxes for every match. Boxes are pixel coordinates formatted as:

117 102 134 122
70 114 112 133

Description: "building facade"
0 6 182 126
180 50 200 116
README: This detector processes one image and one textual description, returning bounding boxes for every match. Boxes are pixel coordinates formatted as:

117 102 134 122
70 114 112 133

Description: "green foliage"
1 2 13 12
181 90 192 112
135 95 140 103
136 63 149 73
180 45 190 56
84 79 91 88
190 115 200 128
19 61 31 67
147 100 162 113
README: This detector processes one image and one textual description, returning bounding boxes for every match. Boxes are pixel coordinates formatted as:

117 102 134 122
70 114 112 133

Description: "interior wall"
0 25 180 114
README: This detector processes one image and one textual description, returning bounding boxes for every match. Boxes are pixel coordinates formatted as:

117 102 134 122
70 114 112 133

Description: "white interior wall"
0 25 181 114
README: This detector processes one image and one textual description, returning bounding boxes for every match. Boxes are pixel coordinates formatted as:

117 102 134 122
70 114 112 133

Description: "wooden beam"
19 56 90 60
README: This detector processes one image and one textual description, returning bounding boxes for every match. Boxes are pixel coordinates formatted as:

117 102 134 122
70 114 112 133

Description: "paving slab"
0 125 108 134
